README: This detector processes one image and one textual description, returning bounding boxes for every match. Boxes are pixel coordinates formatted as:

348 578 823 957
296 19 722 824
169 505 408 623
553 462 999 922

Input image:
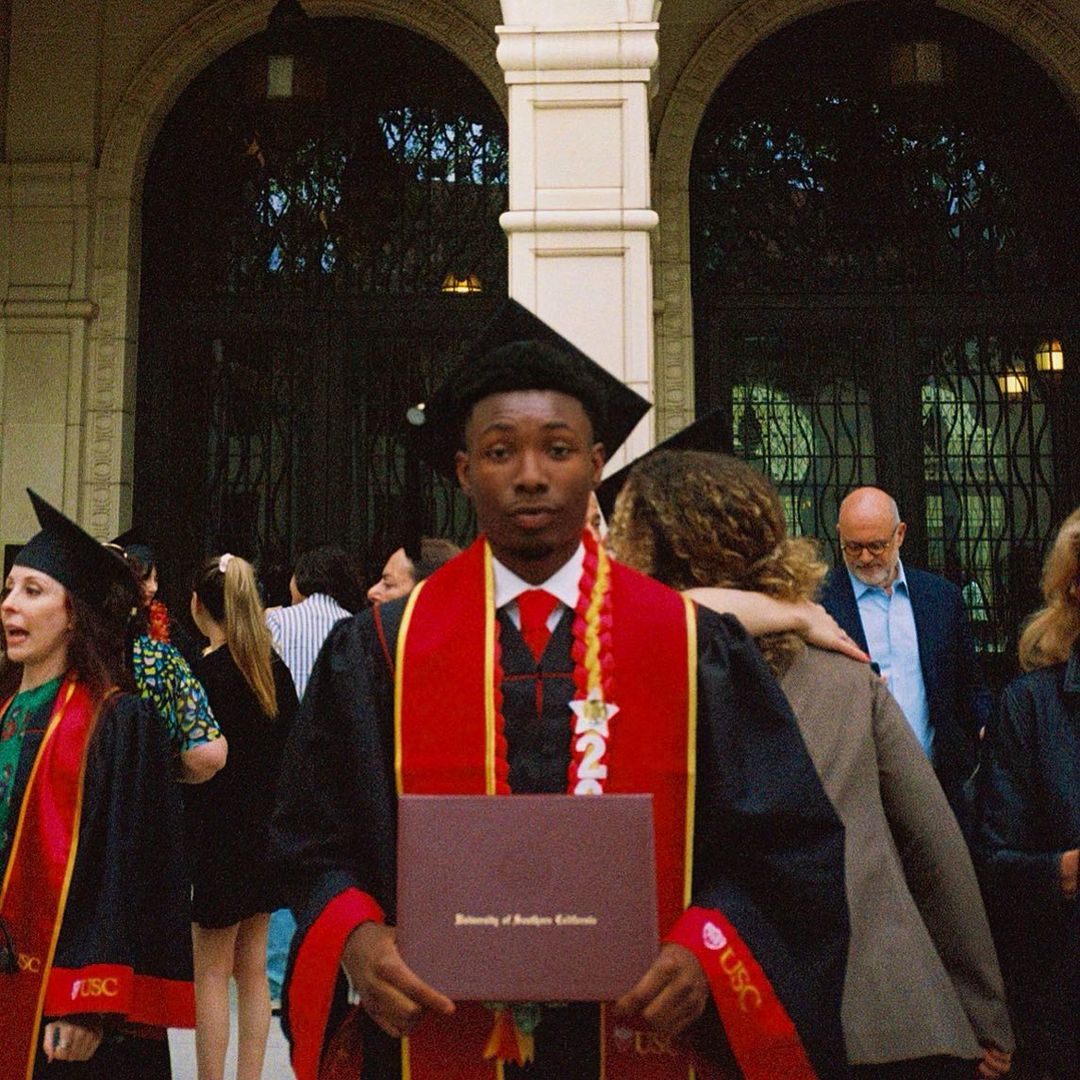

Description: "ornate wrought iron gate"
136 19 507 603
691 4 1080 685
698 303 1077 673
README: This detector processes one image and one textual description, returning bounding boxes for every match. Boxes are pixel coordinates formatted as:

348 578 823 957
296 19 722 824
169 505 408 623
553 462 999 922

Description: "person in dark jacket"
977 505 1080 1079
820 487 994 835
609 450 1013 1079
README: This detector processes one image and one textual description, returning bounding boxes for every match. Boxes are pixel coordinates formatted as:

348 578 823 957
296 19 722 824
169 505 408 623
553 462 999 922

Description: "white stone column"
497 1 660 468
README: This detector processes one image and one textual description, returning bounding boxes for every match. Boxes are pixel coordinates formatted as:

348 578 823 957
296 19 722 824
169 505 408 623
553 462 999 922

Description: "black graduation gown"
270 600 850 1080
1 692 193 1080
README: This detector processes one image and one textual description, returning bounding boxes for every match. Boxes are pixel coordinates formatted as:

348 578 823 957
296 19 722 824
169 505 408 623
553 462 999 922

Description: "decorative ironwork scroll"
136 19 507 604
691 4 1079 685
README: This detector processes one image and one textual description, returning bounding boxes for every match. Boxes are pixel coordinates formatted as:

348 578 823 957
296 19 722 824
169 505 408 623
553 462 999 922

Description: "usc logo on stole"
702 920 763 1013
72 976 120 999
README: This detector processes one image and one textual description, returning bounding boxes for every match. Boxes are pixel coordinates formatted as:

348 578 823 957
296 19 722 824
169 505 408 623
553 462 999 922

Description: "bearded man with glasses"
820 487 993 839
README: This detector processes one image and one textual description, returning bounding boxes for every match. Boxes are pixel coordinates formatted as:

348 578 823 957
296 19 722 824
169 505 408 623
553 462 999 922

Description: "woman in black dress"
186 553 297 1080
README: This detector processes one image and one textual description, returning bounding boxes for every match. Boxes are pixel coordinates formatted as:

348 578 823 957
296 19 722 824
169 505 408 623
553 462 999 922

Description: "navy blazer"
820 564 993 827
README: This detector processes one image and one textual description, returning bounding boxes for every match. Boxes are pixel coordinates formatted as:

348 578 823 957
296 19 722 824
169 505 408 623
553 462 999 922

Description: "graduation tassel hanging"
482 1003 537 1066
568 528 618 795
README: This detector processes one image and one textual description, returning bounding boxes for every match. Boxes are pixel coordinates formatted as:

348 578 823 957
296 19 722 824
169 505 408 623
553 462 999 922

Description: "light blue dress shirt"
849 561 932 755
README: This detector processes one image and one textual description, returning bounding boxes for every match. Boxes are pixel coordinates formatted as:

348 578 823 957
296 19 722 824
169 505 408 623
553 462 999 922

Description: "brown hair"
411 537 462 583
0 578 136 702
193 554 278 718
1018 506 1080 671
607 450 826 675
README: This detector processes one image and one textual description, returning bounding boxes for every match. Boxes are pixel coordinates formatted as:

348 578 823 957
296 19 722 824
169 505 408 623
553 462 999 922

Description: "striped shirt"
265 593 352 699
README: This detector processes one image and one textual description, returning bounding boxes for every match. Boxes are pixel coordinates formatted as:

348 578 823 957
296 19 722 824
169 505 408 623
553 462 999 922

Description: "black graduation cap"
107 526 155 575
108 526 142 550
15 490 138 608
421 298 652 477
595 407 734 520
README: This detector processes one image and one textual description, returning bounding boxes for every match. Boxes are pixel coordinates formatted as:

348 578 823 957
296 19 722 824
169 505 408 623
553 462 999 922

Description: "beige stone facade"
1 0 1078 544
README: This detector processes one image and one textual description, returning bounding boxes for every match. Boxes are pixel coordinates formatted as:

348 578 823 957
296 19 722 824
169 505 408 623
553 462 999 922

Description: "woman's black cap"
595 408 734 520
107 527 155 575
14 490 138 607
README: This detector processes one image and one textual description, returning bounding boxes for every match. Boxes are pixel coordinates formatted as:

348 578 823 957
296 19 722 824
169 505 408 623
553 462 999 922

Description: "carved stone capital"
501 208 658 232
500 1 660 26
497 24 659 81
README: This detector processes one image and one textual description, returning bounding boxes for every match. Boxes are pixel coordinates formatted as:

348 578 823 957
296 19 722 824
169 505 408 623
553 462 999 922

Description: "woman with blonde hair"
187 553 298 1080
608 450 1013 1080
977 506 1080 1079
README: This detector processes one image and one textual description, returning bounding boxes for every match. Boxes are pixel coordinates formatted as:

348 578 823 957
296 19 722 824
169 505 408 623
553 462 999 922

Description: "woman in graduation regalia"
0 490 194 1080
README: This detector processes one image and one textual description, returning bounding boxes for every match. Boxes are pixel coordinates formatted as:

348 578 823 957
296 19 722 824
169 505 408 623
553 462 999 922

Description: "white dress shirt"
492 544 584 632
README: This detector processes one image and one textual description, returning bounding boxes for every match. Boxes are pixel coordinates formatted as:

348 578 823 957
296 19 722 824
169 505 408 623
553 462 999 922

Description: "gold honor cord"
682 595 698 911
394 581 426 798
482 543 497 796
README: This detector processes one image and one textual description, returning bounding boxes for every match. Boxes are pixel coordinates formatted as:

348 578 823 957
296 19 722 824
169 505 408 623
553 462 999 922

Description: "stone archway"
651 0 1080 440
84 0 504 535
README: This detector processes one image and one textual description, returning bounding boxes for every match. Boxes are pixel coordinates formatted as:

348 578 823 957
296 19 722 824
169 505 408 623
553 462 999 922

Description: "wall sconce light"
997 371 1029 398
887 41 956 87
247 0 326 104
1034 339 1065 373
440 272 482 294
877 3 958 92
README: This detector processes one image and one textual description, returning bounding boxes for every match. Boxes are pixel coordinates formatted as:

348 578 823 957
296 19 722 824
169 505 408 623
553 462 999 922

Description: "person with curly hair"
977 506 1080 1078
0 491 193 1078
607 449 1014 1080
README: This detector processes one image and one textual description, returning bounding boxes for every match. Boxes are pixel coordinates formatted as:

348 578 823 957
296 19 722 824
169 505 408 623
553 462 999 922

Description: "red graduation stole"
0 676 95 1080
384 537 818 1080
0 676 196 1080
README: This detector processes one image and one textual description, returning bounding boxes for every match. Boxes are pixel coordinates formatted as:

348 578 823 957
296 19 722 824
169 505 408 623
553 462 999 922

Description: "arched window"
691 3 1079 678
136 19 506 601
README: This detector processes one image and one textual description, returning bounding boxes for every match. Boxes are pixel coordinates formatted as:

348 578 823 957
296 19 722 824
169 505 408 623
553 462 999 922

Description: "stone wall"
1 0 1077 545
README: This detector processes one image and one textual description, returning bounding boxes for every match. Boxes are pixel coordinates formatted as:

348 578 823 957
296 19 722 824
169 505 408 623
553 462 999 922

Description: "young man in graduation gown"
0 491 194 1079
270 300 851 1080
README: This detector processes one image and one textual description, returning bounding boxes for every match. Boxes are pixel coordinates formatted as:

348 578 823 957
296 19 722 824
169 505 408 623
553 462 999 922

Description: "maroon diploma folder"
396 794 659 1001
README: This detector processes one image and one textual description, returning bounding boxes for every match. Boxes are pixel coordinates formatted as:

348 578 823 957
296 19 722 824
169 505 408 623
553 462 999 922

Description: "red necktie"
517 589 559 663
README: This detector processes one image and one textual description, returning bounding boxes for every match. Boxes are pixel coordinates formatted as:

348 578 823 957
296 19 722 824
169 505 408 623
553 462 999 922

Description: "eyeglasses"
840 526 899 557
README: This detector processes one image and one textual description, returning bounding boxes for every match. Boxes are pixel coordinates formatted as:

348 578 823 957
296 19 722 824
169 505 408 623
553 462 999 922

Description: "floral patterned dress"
131 634 221 754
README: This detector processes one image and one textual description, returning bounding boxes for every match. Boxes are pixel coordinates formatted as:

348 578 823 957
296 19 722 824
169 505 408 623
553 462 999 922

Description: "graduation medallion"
570 689 619 795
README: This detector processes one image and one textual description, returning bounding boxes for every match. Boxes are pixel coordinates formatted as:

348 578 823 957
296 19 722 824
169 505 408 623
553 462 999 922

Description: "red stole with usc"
0 676 195 1080
0 678 97 1080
